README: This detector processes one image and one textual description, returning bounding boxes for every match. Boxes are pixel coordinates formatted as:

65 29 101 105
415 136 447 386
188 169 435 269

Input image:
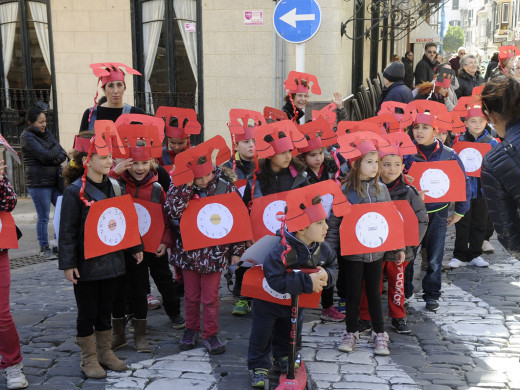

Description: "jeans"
421 207 449 302
27 186 60 248
454 198 488 262
0 251 22 369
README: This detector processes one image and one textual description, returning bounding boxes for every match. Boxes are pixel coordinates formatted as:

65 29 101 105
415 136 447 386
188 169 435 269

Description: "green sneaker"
251 368 269 388
232 299 251 316
273 355 300 373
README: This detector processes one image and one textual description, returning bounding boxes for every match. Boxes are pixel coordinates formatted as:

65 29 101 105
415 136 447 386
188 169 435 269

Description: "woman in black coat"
20 107 67 259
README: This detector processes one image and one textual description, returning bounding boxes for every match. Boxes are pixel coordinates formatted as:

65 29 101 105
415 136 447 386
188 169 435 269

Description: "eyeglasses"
427 50 437 54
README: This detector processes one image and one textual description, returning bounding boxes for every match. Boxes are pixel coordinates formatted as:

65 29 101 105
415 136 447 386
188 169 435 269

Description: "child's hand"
405 174 414 184
395 251 405 266
113 158 133 176
446 213 462 227
0 160 6 176
310 270 327 293
156 243 167 257
418 189 429 201
133 251 144 264
332 92 343 108
231 255 240 265
64 268 80 284
316 266 328 284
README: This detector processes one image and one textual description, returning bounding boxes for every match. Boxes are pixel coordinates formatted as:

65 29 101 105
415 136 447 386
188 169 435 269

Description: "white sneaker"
448 258 467 268
468 256 489 267
338 331 359 352
371 331 390 356
482 240 495 252
4 363 28 389
404 293 415 304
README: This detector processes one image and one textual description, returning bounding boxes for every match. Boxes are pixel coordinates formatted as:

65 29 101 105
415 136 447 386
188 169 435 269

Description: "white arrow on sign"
279 8 316 28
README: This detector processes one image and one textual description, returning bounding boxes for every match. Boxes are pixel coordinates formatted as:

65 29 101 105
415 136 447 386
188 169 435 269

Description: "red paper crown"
74 120 126 156
466 107 485 119
379 132 416 159
263 106 288 122
434 68 455 88
363 114 401 134
285 180 350 232
284 71 321 95
155 106 201 139
254 120 307 159
115 114 165 144
378 101 408 121
228 109 264 142
171 135 230 186
337 131 394 162
401 100 450 133
89 62 141 87
312 102 337 128
297 119 337 154
499 45 520 62
472 85 484 100
337 121 383 136
113 123 162 161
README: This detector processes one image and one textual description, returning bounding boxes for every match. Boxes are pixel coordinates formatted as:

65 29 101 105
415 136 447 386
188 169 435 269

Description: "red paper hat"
254 120 307 159
337 121 382 136
0 133 20 164
113 123 162 160
155 106 201 139
466 107 485 119
171 135 230 186
297 119 337 154
74 120 126 156
285 180 350 232
264 106 288 122
499 45 520 61
89 62 141 87
379 101 408 121
453 96 476 115
337 131 394 162
450 111 467 134
228 109 264 142
312 102 337 128
363 114 400 133
284 71 321 95
472 85 484 100
401 100 449 133
434 68 455 88
379 132 416 158
115 114 165 144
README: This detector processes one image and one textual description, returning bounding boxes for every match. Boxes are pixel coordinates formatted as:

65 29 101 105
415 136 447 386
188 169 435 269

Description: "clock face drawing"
197 203 234 239
134 203 151 236
458 147 482 173
420 168 450 198
262 278 291 300
97 207 126 246
355 212 389 248
263 200 287 234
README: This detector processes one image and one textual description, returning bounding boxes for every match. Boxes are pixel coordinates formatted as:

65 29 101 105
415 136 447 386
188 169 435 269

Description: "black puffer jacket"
414 54 436 85
481 122 520 256
20 127 67 188
456 69 483 98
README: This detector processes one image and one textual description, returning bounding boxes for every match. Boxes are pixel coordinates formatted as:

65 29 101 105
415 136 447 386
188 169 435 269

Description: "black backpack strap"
150 182 163 203
71 178 107 201
216 178 229 195
108 177 121 197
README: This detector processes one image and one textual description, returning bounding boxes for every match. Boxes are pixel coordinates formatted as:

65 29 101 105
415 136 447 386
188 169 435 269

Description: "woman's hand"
156 243 167 257
447 213 462 227
0 160 6 176
133 251 144 264
64 268 80 284
113 158 133 176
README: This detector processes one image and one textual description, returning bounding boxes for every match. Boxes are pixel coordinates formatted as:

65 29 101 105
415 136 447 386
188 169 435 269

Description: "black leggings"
74 278 117 337
343 259 384 334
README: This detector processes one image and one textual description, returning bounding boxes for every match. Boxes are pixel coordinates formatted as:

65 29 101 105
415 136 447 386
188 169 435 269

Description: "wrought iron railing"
135 91 197 114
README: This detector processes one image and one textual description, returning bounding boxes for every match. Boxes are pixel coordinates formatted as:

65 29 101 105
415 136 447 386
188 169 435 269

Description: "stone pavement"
2 199 520 389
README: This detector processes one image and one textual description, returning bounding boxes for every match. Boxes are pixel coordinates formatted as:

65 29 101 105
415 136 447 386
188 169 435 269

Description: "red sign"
133 198 164 253
0 212 18 249
241 266 322 308
339 202 405 256
180 192 252 251
235 179 247 198
84 195 141 259
408 160 467 203
393 200 419 246
452 141 492 177
249 192 289 241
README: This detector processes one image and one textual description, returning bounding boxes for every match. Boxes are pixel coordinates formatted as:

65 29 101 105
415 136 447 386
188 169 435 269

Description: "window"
502 2 510 24
453 0 459 10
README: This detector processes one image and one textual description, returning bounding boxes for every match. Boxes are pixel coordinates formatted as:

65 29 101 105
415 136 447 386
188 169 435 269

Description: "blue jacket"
481 122 520 255
377 81 413 112
404 139 471 216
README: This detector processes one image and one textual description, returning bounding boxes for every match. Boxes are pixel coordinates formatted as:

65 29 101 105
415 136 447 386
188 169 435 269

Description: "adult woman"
484 52 499 80
480 74 520 256
20 107 67 259
456 54 483 98
79 63 144 131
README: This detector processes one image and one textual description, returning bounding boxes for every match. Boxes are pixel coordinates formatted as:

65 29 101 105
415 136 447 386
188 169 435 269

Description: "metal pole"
196 0 204 143
296 43 305 72
370 2 380 80
352 0 365 92
382 6 389 72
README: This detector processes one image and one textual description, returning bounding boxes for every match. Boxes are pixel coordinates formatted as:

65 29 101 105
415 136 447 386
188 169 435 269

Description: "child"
248 193 337 388
326 133 404 355
0 159 28 389
111 133 185 354
449 107 498 268
59 131 143 378
404 110 471 312
358 139 429 334
164 139 246 354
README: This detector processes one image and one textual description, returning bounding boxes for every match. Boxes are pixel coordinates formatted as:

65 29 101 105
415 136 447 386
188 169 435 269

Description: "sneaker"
391 317 411 334
203 335 226 355
51 246 58 254
39 247 57 260
358 319 372 333
251 368 269 388
337 298 346 314
321 306 346 322
371 331 390 356
171 315 185 330
448 258 467 268
468 256 489 267
4 363 28 389
425 299 439 312
404 293 415 305
232 299 251 316
273 355 300 373
180 329 199 351
147 294 161 310
338 331 358 352
482 240 495 252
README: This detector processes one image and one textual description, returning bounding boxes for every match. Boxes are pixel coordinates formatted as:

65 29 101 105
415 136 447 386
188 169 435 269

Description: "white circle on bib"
420 168 450 198
458 148 482 173
355 212 389 248
97 207 126 246
263 200 287 234
134 203 151 236
197 203 234 239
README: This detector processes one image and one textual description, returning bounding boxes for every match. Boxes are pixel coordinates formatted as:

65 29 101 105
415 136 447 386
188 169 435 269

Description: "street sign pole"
296 43 305 72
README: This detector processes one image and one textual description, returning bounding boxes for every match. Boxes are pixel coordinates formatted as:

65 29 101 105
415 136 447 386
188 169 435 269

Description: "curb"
13 212 54 225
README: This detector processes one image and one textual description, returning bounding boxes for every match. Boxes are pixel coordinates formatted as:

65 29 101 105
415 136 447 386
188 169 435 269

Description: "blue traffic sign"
273 0 321 44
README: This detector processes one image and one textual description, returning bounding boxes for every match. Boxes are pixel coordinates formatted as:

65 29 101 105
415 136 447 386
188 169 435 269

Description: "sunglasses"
427 50 437 54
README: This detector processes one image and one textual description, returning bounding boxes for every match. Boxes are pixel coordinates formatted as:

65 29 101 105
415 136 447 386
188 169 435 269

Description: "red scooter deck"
275 361 308 390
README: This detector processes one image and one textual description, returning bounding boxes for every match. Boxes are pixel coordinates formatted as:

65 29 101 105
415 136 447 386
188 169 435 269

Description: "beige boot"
111 318 127 350
95 330 127 371
76 334 106 378
133 319 152 352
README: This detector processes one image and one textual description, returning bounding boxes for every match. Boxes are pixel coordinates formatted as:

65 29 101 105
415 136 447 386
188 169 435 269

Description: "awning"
410 22 442 44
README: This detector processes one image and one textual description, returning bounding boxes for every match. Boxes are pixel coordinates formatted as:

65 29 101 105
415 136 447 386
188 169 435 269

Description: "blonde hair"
345 151 380 199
